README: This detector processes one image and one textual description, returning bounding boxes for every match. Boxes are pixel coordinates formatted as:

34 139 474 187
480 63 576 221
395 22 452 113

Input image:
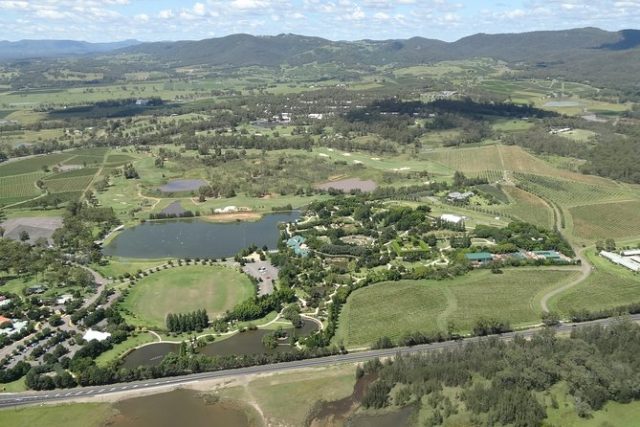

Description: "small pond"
121 320 320 369
158 179 208 193
103 211 299 259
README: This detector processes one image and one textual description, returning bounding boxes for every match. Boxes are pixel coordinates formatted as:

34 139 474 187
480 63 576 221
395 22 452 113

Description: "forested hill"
118 28 640 67
115 28 640 91
0 39 141 60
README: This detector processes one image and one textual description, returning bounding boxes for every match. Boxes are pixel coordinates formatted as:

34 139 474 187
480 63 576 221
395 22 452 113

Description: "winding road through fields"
1 314 638 409
538 197 592 313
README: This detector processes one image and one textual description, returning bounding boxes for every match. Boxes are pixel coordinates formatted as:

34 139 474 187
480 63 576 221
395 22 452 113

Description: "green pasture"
120 265 255 330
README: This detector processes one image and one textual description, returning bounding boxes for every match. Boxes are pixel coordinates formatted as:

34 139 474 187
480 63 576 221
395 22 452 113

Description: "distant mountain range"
115 28 640 67
2 28 639 91
0 39 141 60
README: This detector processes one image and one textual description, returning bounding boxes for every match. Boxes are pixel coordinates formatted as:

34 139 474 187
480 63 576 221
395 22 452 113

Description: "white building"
621 249 640 257
308 113 324 120
214 206 238 214
440 214 464 225
83 329 111 342
56 294 73 305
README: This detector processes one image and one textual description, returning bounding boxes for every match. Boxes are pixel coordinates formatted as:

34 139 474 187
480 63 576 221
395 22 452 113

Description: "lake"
103 211 299 259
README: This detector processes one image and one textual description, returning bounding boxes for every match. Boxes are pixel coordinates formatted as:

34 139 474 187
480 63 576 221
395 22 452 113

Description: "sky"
0 0 638 42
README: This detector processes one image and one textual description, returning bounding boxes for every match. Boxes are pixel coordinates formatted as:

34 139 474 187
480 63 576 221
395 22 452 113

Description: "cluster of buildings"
0 315 28 336
465 250 569 267
600 250 640 273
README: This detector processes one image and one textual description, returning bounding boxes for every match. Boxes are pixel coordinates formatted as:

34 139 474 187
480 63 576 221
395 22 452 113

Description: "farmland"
0 171 43 205
570 200 640 240
334 269 579 348
120 265 256 330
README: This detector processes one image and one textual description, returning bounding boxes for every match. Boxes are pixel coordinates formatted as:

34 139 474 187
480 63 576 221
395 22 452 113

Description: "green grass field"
0 403 113 427
334 269 579 348
121 265 255 329
550 249 640 314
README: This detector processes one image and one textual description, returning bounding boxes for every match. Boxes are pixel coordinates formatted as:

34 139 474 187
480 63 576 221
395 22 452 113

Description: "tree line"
165 310 209 333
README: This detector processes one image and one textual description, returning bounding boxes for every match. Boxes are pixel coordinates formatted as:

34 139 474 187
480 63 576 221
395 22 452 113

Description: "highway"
1 314 638 409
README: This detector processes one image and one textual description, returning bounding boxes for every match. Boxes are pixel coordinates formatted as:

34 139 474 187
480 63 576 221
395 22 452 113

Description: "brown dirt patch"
202 212 263 222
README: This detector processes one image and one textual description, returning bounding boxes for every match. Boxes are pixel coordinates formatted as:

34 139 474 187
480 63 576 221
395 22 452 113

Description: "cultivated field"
0 171 43 205
570 200 640 240
499 185 554 228
515 173 633 208
334 269 579 348
121 265 255 329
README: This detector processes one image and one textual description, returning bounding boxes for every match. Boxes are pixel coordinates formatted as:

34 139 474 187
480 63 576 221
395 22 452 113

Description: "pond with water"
158 179 208 193
103 211 299 259
121 320 320 369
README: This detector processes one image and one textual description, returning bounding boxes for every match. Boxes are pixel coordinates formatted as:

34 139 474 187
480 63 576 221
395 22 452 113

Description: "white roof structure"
440 214 464 224
214 205 238 214
621 249 640 256
600 251 640 272
56 294 73 305
83 329 111 342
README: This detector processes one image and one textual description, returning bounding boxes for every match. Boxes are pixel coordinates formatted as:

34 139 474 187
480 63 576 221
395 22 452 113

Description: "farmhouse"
440 214 464 225
83 329 111 342
465 252 494 265
56 294 73 305
447 191 474 203
287 235 309 257
532 250 562 261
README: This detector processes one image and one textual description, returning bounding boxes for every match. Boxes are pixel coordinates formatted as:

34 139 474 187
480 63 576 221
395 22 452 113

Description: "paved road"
1 314 638 409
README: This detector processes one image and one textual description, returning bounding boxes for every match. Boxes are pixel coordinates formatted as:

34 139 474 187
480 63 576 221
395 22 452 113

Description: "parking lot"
242 260 279 296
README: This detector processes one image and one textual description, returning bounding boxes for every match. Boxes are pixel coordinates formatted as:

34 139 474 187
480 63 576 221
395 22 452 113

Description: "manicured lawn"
121 265 255 329
551 249 640 314
0 403 113 427
335 269 578 348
